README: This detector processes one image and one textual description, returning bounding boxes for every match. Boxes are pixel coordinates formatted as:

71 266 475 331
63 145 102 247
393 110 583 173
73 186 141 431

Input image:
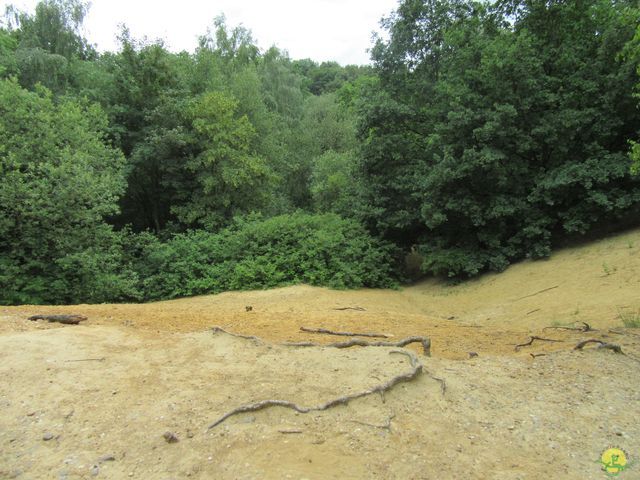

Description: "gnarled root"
208 350 423 429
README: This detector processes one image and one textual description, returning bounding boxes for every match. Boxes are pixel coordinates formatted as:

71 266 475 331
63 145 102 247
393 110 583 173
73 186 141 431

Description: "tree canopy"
360 0 640 276
0 0 639 303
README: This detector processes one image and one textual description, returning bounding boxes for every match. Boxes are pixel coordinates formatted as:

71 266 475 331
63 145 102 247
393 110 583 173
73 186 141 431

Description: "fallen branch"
609 329 640 338
65 357 105 362
211 326 263 343
208 350 422 429
574 339 623 354
543 322 594 333
513 285 559 302
529 353 547 358
284 336 431 356
29 314 87 325
300 326 390 339
349 413 395 431
514 336 563 351
526 309 541 315
333 307 366 311
431 375 447 395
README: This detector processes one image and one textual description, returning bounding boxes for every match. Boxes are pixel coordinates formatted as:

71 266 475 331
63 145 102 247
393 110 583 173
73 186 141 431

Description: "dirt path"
1 229 639 479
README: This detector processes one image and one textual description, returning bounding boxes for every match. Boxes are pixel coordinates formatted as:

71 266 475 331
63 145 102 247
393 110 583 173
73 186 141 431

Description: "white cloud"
1 0 399 64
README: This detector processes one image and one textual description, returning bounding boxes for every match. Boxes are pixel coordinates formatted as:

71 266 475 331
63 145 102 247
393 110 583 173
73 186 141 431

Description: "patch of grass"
616 308 640 328
602 262 617 276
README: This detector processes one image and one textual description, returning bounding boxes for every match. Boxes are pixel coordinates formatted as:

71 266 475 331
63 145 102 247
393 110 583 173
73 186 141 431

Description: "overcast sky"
2 0 399 65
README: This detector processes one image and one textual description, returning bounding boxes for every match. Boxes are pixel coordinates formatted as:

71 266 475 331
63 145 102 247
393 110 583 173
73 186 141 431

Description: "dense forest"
0 0 639 305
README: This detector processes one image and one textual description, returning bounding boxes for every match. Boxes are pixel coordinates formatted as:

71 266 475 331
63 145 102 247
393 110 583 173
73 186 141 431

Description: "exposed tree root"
65 357 105 362
285 336 431 356
609 329 640 338
300 326 391 339
211 327 429 354
574 339 623 353
28 314 87 325
513 285 559 302
211 326 263 344
431 375 447 395
349 413 396 431
208 350 423 429
543 322 594 333
514 336 563 351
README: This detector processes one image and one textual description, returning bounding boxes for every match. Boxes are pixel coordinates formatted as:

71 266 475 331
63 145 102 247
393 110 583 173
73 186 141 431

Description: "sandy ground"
1 229 640 479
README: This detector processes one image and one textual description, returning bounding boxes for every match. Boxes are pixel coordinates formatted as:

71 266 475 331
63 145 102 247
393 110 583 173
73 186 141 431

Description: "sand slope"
1 229 639 479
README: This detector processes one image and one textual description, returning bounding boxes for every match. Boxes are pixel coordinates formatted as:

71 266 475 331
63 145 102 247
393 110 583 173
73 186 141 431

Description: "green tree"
172 91 274 229
310 150 359 215
360 0 640 277
0 29 18 77
0 79 136 304
4 0 96 91
627 23 640 174
92 32 189 231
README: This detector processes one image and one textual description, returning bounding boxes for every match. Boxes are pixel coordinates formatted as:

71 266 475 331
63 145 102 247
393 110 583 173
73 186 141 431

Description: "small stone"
163 431 179 443
468 352 479 358
97 454 115 463
90 465 99 477
186 431 194 439
26 411 35 417
43 432 55 441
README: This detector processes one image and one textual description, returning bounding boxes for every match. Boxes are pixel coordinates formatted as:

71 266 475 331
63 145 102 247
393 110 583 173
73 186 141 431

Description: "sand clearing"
1 229 639 479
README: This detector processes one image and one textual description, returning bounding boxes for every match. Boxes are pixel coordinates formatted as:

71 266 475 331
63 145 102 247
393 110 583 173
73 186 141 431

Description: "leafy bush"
133 213 400 301
0 79 134 304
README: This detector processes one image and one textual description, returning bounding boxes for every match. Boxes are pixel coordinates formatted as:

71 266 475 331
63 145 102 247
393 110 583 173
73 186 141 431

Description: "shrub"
133 213 400 301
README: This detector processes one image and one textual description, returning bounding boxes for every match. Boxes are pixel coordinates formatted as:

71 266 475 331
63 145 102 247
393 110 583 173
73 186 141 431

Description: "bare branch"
300 326 391 339
208 350 422 429
285 336 431 356
609 329 640 338
29 314 87 325
543 322 594 333
514 336 563 351
211 326 263 343
574 339 623 353
65 357 105 362
513 285 559 302
349 413 396 431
